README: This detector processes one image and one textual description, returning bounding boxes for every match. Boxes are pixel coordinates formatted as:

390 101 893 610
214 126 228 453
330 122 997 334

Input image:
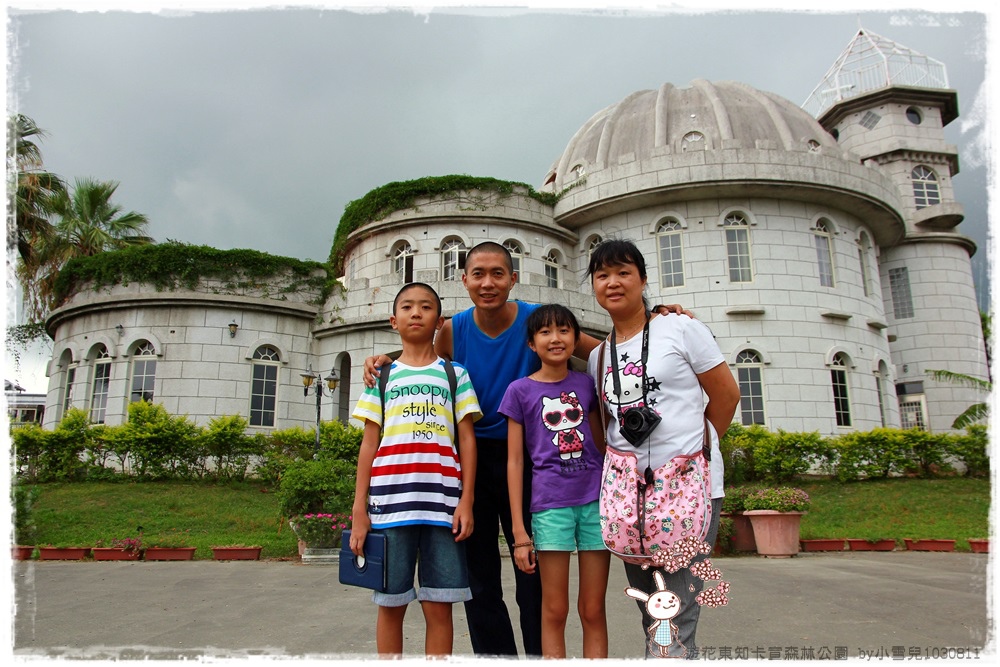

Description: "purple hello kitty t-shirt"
498 370 603 513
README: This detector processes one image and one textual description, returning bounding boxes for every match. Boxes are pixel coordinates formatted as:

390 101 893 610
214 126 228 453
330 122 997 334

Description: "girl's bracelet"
512 540 534 549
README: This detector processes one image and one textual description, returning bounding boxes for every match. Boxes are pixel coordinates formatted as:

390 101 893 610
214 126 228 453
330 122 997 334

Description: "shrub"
949 424 989 477
38 408 92 481
12 483 40 545
752 429 832 483
257 426 318 486
829 428 912 482
11 423 47 482
721 484 765 513
276 458 357 517
720 423 767 484
123 402 203 480
202 415 264 481
898 428 953 477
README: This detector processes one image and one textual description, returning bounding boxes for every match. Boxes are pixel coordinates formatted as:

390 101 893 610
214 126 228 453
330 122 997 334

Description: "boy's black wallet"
339 530 387 592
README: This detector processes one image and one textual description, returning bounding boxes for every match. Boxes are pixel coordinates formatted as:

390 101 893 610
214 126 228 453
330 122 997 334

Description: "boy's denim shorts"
532 499 605 552
371 524 472 607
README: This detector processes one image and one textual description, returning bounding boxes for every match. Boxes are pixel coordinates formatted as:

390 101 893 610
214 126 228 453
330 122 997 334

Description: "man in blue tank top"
366 242 685 657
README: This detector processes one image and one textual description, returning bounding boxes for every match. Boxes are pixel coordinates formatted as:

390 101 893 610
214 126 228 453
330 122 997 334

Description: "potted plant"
967 538 989 554
721 485 761 552
92 535 143 561
144 541 197 560
847 538 897 551
38 544 93 560
800 538 846 552
904 538 956 552
289 512 351 564
211 544 263 561
742 487 810 558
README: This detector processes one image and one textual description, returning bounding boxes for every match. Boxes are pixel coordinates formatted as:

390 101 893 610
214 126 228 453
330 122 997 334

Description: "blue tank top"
452 301 541 440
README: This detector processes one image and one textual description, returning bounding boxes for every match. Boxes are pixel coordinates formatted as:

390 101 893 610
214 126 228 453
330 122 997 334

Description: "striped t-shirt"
352 358 482 529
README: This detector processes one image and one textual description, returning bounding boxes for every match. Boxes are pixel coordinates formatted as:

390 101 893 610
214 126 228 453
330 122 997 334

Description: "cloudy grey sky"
4 2 994 392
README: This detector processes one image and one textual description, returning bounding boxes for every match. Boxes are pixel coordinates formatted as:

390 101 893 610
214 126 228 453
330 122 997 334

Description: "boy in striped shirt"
350 282 481 657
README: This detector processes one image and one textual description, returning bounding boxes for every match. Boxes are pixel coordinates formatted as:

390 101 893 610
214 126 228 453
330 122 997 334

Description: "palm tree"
926 311 992 429
17 177 153 321
7 114 66 264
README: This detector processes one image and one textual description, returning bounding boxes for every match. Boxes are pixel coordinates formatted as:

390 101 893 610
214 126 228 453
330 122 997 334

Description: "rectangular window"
888 267 914 319
544 263 558 288
737 366 765 426
815 234 834 287
858 246 872 296
250 363 278 427
831 368 851 427
876 375 887 428
899 396 927 430
130 358 157 403
726 227 752 282
658 232 685 288
90 362 111 424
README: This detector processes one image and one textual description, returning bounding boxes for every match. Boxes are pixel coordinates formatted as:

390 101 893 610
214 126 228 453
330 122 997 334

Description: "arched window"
814 219 835 288
393 242 414 283
503 240 523 275
543 250 560 288
912 166 941 209
441 237 467 281
656 219 685 288
831 353 852 427
130 341 157 403
724 213 752 282
90 345 112 424
59 350 77 420
857 232 874 297
735 350 765 426
250 345 280 428
587 235 603 260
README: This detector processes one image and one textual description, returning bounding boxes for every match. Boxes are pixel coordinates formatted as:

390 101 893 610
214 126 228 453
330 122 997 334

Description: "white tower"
806 29 988 432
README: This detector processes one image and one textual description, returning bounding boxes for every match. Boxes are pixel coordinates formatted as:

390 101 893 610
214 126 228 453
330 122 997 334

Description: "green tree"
18 177 153 321
7 114 65 264
925 310 992 430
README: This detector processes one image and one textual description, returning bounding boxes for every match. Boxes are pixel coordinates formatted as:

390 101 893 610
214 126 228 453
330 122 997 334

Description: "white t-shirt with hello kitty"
587 313 726 498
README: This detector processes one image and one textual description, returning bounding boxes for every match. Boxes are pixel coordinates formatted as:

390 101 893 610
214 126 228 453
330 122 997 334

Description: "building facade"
40 29 988 437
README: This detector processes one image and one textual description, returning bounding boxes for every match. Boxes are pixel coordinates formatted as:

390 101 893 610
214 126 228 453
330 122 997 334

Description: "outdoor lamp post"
301 365 340 454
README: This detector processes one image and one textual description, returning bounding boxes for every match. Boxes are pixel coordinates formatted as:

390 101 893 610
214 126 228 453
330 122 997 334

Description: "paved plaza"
10 551 994 661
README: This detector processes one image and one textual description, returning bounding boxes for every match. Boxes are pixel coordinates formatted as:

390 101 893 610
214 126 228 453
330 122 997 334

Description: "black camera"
618 406 662 446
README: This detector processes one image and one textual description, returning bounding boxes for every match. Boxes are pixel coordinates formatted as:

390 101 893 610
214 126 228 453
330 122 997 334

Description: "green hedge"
10 405 365 519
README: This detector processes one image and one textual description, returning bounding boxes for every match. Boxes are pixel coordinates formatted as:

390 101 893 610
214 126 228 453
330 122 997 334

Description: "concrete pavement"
10 551 994 660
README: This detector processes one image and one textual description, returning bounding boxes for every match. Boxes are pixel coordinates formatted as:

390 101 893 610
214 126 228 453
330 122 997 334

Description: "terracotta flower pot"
211 546 262 561
800 539 845 552
38 547 91 560
968 539 989 554
904 539 956 552
744 510 804 558
144 546 197 561
729 512 757 552
92 547 141 561
847 539 896 552
12 546 34 560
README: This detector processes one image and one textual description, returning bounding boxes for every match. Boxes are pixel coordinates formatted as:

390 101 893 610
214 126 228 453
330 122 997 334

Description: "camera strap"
609 313 655 483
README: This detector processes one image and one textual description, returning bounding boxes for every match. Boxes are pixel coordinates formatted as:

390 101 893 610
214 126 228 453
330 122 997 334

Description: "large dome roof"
545 79 840 192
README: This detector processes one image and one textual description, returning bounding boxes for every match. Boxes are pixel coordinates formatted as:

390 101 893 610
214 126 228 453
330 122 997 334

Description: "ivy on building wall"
51 242 334 308
328 175 560 275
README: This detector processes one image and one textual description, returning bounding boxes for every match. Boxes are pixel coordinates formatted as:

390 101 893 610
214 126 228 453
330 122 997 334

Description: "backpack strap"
444 360 460 460
597 340 609 438
378 362 391 434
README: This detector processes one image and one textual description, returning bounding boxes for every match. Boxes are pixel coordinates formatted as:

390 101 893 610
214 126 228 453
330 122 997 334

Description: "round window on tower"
906 106 922 125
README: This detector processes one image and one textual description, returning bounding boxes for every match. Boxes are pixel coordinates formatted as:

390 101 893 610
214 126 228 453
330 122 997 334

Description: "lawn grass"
28 481 298 559
22 477 991 558
795 477 991 549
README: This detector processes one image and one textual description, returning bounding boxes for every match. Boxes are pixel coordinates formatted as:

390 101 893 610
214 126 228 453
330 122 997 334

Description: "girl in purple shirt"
499 304 609 659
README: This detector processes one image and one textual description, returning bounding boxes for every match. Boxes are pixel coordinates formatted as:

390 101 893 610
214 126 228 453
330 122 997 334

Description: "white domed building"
41 29 988 437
